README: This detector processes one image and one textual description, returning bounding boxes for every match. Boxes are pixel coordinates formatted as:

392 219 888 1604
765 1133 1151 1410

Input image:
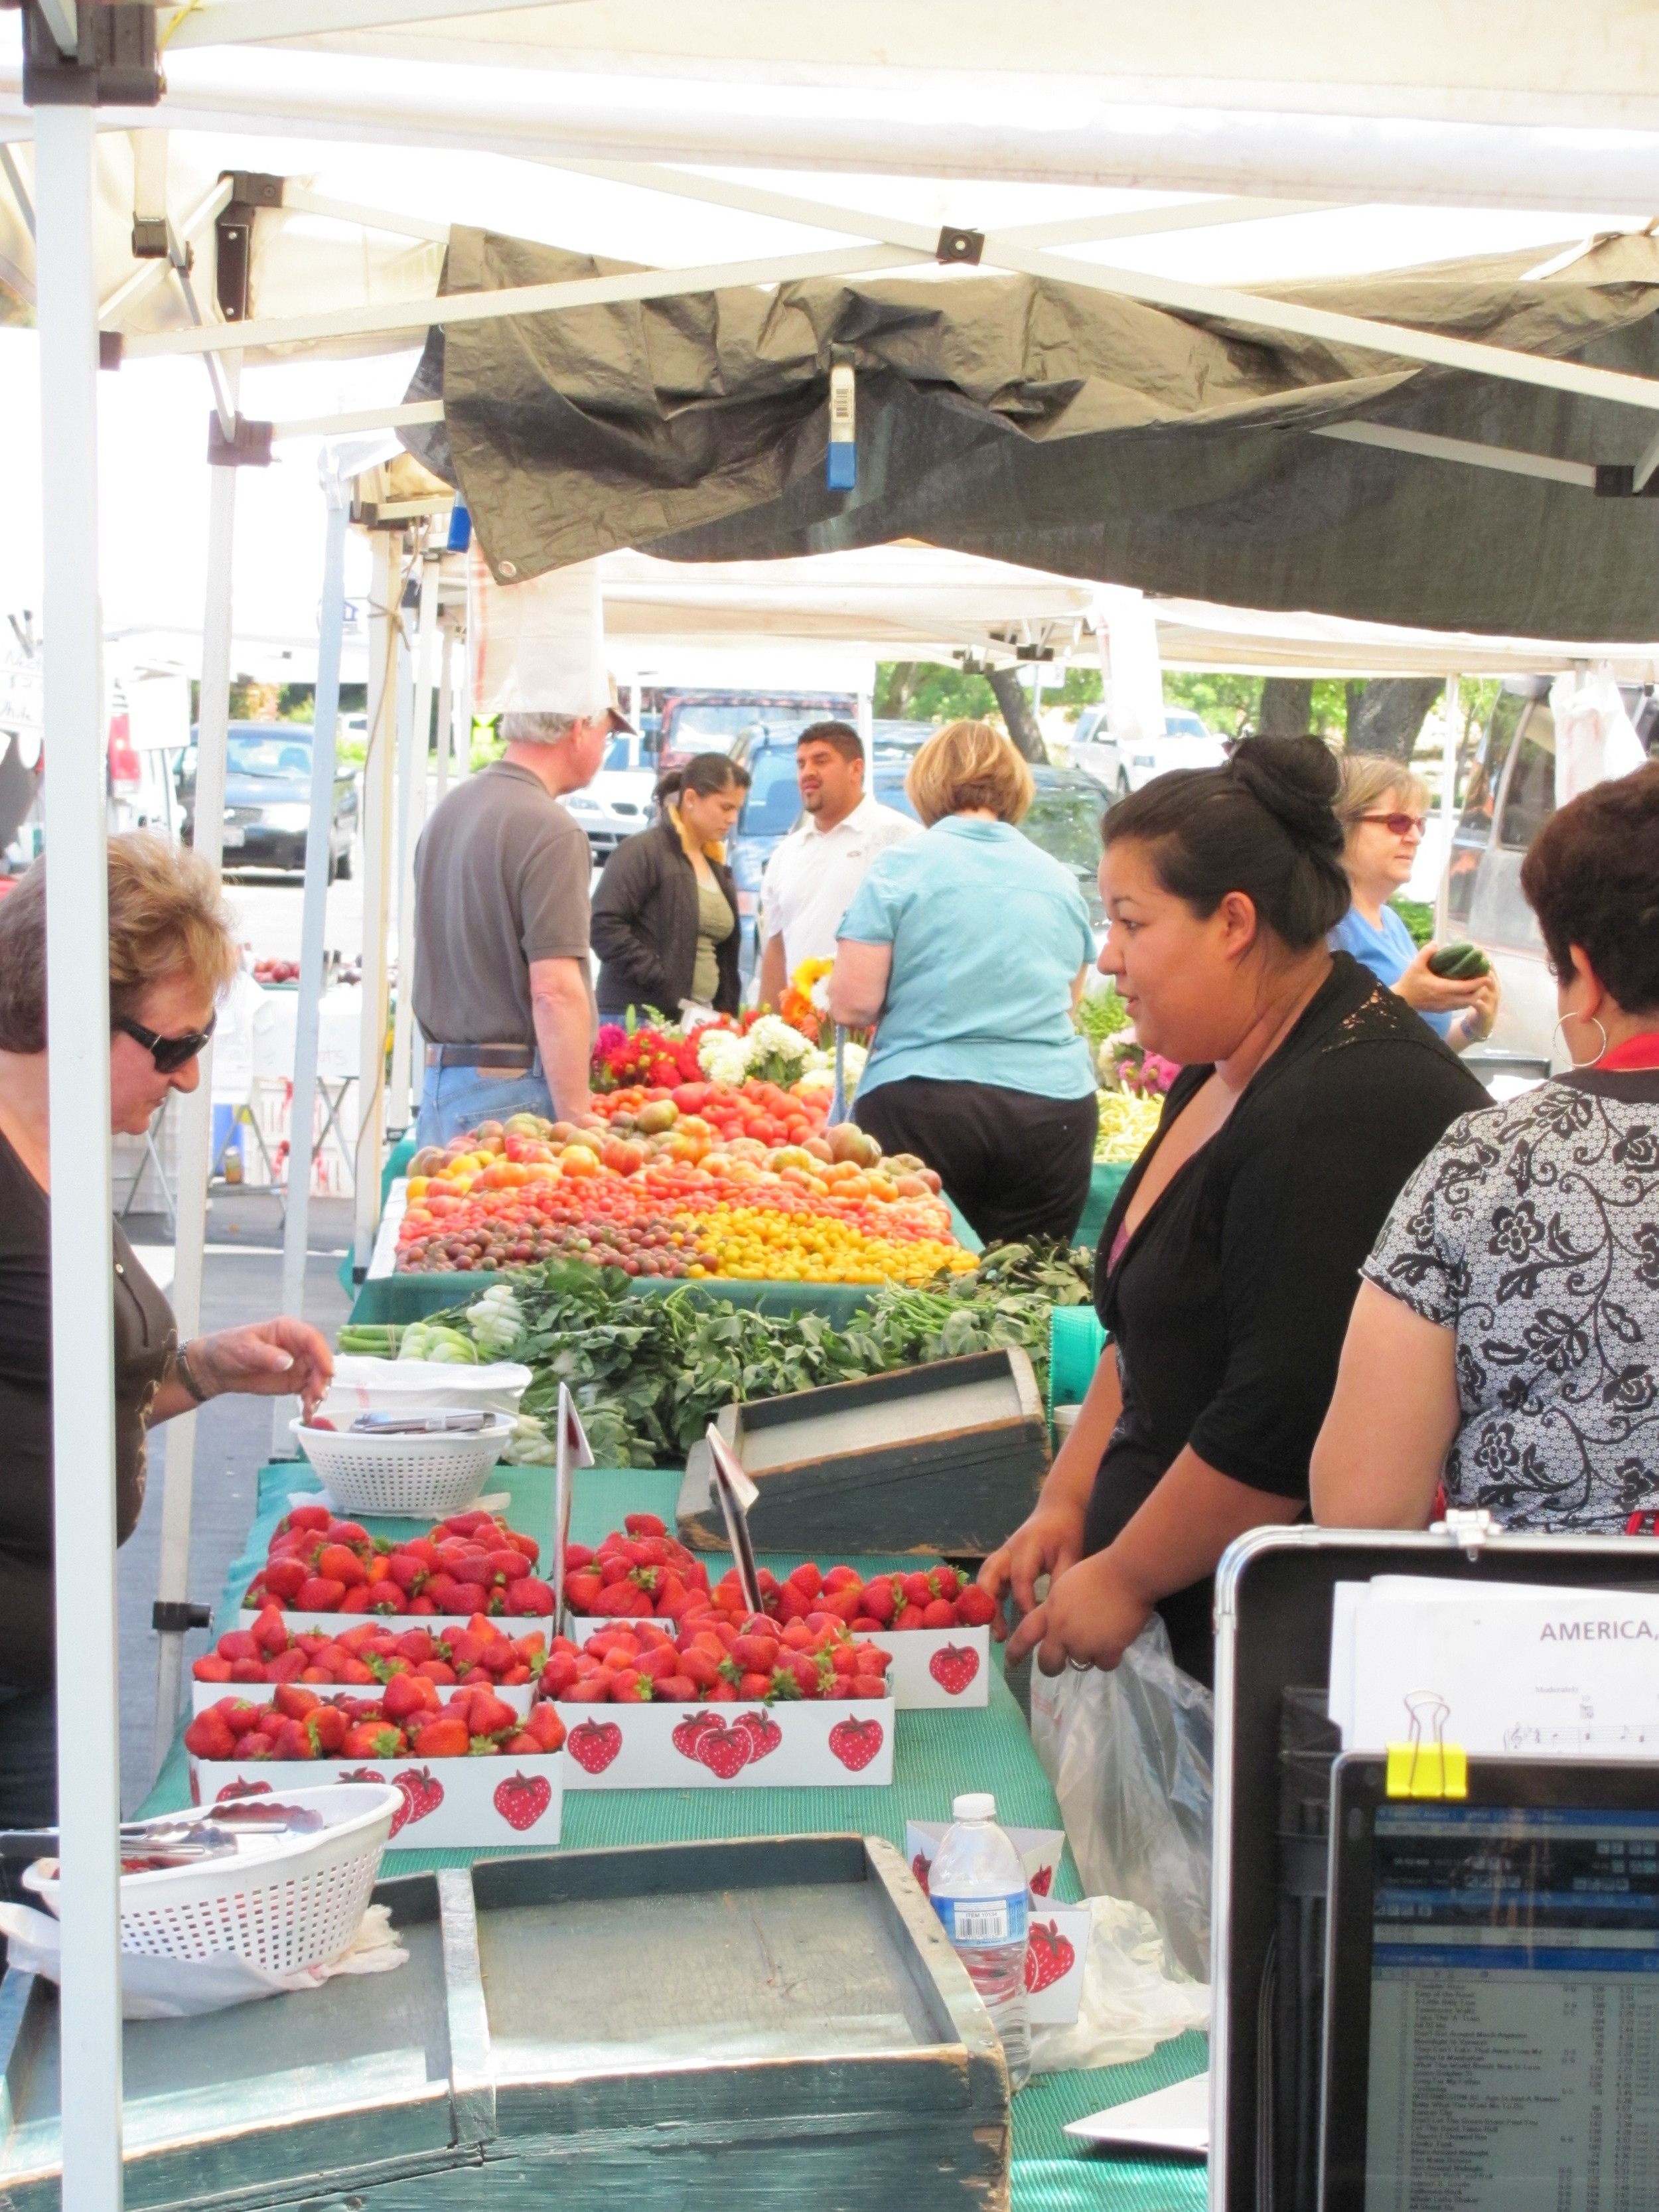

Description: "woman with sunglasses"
1331 753 1500 1053
0 834 332 1840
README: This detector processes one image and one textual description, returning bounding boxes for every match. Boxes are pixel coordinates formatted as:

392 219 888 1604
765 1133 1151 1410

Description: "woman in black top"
591 754 749 1019
980 738 1486 1685
0 836 332 1831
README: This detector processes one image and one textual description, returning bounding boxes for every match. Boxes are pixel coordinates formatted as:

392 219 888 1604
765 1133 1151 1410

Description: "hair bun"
1228 736 1344 855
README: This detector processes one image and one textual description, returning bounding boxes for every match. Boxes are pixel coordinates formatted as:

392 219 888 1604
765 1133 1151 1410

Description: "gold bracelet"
175 1342 210 1404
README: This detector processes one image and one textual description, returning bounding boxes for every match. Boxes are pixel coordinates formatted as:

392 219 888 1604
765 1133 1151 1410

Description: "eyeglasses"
112 1011 216 1074
1357 812 1427 838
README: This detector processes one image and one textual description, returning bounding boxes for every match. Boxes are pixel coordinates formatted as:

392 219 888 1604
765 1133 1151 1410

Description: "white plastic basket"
25 1784 399 1974
289 1414 514 1517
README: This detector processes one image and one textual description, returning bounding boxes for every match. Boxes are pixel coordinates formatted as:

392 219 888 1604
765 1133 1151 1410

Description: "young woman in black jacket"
591 754 751 1019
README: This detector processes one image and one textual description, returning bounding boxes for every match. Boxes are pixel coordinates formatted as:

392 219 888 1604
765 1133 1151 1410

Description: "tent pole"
151 366 240 1777
353 532 398 1278
434 623 454 805
273 475 351 1453
390 548 439 1135
35 98 125 2212
1437 674 1461 942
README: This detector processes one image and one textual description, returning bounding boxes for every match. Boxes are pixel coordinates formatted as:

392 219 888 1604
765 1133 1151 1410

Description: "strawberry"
506 1577 554 1617
956 1584 997 1627
222 1700 267 1737
272 1682 321 1720
524 1704 565 1752
317 1544 369 1587
296 1577 346 1612
252 1607 290 1655
902 1572 934 1608
339 1588 375 1613
366 1583 409 1617
411 1717 470 1758
383 1672 438 1722
912 1852 931 1895
624 1512 666 1538
465 1690 518 1739
565 1542 595 1572
567 1677 614 1702
823 1565 863 1593
933 1565 961 1600
788 1562 823 1600
1024 1921 1076 1994
263 1558 309 1601
736 1670 772 1701
386 1552 429 1593
858 1579 897 1624
694 1723 753 1779
1030 1864 1054 1897
656 1674 696 1702
267 1648 307 1681
311 1704 348 1755
285 1503 332 1533
566 1572 603 1613
192 1655 234 1682
493 1771 553 1831
895 1604 928 1631
827 1716 884 1771
850 1674 887 1700
928 1643 980 1697
237 1730 276 1759
269 1717 317 1760
921 1598 958 1630
611 1673 653 1704
342 1721 405 1759
566 1718 622 1773
184 1709 236 1760
327 1520 371 1547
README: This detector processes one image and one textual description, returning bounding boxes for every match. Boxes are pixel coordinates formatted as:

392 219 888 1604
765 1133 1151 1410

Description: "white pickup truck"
1068 705 1228 797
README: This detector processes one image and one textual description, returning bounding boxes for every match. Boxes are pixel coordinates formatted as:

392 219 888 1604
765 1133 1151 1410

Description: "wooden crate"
0 1839 1009 2211
678 1346 1048 1557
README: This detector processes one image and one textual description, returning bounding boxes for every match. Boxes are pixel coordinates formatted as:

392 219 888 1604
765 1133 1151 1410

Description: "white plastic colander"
289 1414 513 1517
25 1783 399 1974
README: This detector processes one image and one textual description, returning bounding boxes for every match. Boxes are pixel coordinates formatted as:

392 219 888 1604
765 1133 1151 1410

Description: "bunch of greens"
373 1240 1094 1467
1074 984 1131 1057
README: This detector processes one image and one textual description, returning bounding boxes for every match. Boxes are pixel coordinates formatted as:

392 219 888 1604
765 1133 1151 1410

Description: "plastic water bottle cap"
952 1792 996 1822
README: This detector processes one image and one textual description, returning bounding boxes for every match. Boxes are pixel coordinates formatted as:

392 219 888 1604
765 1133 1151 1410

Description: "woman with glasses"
1331 753 1500 1053
1314 764 1659 1534
0 834 332 1838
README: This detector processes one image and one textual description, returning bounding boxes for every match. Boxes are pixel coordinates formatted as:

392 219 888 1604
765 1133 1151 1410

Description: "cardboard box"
190 1676 534 1718
568 1618 985 1710
554 1698 894 1789
905 1820 1086 2027
188 1753 563 1848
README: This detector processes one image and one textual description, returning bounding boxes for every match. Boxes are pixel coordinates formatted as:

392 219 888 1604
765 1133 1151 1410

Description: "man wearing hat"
412 560 629 1146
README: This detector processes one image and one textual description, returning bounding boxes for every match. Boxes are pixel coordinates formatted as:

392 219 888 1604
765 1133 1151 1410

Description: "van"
1445 677 1659 1070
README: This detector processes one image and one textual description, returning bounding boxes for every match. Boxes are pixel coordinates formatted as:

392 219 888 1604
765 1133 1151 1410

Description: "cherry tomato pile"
394 1082 974 1287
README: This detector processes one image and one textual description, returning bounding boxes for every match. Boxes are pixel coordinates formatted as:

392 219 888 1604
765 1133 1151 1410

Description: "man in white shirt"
757 721 920 1007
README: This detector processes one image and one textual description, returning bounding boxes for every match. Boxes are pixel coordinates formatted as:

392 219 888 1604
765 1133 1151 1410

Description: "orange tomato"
559 1145 602 1179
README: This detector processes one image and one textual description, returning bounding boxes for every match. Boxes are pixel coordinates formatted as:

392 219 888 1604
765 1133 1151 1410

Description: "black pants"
855 1078 1098 1248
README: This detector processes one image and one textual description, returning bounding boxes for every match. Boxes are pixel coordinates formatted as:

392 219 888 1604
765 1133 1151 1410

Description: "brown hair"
906 719 1035 828
0 832 241 1053
1520 761 1659 1013
1334 752 1430 836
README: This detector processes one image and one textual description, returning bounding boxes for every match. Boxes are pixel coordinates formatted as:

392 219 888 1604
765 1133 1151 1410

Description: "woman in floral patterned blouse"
1313 764 1659 1532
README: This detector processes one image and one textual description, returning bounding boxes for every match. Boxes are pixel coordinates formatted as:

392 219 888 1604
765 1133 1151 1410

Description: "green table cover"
1074 1160 1131 1256
143 1461 1205 2209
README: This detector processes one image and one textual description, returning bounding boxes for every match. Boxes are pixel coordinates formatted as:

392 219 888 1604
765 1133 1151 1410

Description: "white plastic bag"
1029 1613 1214 1981
0 1902 407 2020
1029 1893 1210 2077
1551 667 1648 808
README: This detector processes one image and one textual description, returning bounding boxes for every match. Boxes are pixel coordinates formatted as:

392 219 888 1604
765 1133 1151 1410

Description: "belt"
425 1043 538 1070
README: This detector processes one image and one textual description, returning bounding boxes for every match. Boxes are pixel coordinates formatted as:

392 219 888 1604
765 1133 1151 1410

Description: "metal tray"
678 1347 1048 1556
0 1837 1009 2211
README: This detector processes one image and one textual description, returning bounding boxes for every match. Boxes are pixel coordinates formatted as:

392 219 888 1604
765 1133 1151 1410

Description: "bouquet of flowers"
698 1011 817 1089
1100 1034 1181 1098
592 1023 705 1092
777 956 835 1043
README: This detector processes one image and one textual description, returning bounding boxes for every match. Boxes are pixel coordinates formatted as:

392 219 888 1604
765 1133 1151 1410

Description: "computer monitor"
1321 1753 1659 2211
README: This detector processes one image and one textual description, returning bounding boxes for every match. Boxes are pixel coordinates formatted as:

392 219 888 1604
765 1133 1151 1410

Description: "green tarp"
405 230 1659 636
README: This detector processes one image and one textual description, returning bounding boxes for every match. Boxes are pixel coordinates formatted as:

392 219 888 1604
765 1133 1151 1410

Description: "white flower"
841 1041 868 1082
747 1014 809 1063
698 1031 749 1084
809 977 831 1013
794 1064 834 1092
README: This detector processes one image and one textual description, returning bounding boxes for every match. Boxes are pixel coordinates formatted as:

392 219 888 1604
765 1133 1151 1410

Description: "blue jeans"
414 1062 557 1149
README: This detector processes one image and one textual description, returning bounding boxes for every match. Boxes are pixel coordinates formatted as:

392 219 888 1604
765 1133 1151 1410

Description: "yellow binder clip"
1386 1694 1469 1800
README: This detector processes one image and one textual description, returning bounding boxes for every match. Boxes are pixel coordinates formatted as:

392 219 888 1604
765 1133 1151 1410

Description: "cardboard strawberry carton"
190 1675 534 1718
241 1501 554 1625
905 1820 1087 2026
555 1698 893 1789
190 1755 562 1849
567 1616 989 1711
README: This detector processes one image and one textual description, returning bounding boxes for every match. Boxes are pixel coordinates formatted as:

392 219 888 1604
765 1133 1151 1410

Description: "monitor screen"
1363 1803 1659 2210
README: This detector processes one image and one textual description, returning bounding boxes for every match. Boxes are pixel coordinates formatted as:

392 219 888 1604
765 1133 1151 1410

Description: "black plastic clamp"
936 226 985 265
208 414 274 469
152 1601 213 1634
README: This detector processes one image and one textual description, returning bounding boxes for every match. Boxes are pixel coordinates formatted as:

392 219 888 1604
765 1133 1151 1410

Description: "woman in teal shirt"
830 720 1099 1244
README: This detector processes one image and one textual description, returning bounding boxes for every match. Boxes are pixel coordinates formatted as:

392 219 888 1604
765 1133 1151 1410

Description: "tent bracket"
215 169 284 324
936 225 983 265
208 414 273 467
21 0 161 103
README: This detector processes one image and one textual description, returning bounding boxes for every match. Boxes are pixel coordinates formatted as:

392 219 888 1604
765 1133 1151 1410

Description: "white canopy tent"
11 8 1659 2207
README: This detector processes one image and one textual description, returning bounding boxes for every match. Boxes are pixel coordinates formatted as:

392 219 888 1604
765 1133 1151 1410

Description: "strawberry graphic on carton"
555 1697 893 1789
190 1752 562 1846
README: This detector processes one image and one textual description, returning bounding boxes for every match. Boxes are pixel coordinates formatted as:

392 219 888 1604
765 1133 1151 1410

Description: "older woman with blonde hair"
0 834 332 1835
829 719 1098 1243
1331 751 1499 1052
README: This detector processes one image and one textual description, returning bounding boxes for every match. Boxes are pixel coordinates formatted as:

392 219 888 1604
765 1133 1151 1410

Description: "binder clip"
1386 1692 1468 1801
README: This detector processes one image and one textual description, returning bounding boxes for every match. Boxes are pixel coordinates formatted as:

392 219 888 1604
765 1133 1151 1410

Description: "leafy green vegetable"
1390 897 1435 949
1074 984 1131 1053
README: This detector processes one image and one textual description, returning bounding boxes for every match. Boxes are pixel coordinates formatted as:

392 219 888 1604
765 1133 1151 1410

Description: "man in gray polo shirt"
412 705 618 1145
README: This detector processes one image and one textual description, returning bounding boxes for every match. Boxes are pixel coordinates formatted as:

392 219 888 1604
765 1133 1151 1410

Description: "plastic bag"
0 1902 408 2020
1551 667 1648 808
1029 1893 1210 2076
1029 1612 1214 1980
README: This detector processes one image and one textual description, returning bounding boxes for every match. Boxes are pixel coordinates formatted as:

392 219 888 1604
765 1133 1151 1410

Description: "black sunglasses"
113 1011 216 1074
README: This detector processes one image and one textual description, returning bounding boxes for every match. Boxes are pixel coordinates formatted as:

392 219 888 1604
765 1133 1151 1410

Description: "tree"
1343 678 1444 761
1258 678 1314 737
985 666 1048 762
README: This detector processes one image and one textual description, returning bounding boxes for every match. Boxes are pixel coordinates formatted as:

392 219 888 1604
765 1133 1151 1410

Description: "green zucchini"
1427 941 1491 980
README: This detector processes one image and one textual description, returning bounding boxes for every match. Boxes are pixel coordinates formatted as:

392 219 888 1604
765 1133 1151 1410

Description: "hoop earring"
1551 1013 1609 1069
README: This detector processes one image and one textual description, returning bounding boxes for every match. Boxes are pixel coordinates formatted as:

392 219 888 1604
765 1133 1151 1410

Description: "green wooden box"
0 1837 1009 2210
678 1346 1049 1558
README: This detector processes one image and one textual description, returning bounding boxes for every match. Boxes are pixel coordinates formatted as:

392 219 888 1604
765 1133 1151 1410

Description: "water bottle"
928 1791 1031 2090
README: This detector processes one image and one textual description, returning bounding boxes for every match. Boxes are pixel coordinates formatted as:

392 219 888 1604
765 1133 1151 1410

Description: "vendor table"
141 1460 1206 2211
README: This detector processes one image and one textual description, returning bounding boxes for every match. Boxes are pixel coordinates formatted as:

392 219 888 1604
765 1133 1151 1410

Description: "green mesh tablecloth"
1075 1160 1131 1254
143 1461 1206 2209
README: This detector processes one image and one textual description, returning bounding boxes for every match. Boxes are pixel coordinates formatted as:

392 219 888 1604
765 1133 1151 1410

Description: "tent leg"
151 412 238 1777
35 98 125 2211
434 625 454 806
1437 674 1460 941
389 548 438 1136
353 534 398 1278
273 480 351 1453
